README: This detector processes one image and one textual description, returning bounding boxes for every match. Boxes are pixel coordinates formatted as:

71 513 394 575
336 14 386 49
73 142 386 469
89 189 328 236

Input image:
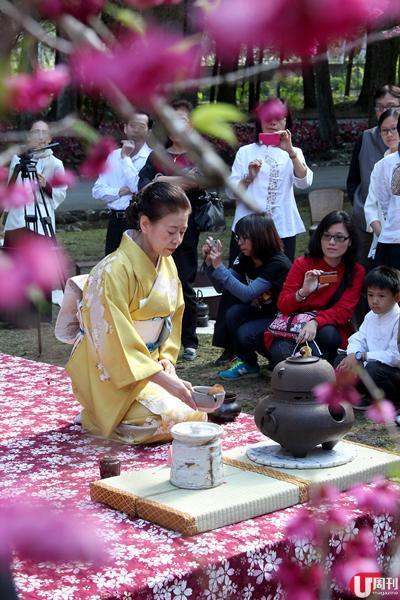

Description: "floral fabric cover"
0 353 397 600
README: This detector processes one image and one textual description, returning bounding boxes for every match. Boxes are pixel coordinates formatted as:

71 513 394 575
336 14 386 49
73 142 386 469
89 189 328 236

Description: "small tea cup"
191 385 225 413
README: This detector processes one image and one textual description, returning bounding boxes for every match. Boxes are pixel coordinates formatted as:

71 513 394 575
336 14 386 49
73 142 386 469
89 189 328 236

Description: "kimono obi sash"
132 316 172 353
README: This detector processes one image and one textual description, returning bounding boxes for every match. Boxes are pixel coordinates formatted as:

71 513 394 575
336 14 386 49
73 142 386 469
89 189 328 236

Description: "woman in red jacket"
265 211 365 366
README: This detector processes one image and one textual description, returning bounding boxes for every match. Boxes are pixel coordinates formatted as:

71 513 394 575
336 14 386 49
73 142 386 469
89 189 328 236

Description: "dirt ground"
0 306 394 451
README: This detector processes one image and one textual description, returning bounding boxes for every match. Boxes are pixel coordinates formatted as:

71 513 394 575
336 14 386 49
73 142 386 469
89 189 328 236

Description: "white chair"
308 188 344 236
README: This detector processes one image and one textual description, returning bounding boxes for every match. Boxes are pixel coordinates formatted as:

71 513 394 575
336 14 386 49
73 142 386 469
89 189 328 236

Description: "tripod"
10 149 65 353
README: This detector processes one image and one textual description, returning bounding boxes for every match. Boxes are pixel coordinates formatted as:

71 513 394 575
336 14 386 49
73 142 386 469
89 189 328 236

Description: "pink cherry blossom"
310 484 351 527
278 558 323 600
12 235 69 293
286 507 318 540
256 99 288 123
351 478 400 515
366 399 396 424
0 183 31 210
203 0 393 58
49 169 77 188
0 253 28 309
71 29 200 107
0 235 69 309
39 0 105 22
0 500 106 564
314 369 361 410
79 138 116 179
5 66 70 112
334 556 380 590
333 527 379 590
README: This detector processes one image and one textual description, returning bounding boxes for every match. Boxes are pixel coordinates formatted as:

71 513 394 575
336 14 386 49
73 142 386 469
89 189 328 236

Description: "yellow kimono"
66 232 205 444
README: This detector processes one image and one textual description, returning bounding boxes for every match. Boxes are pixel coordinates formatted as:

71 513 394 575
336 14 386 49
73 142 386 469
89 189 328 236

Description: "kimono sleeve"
158 278 185 364
85 263 162 389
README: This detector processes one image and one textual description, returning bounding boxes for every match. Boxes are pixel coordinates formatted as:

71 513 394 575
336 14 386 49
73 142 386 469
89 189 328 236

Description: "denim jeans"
224 303 273 366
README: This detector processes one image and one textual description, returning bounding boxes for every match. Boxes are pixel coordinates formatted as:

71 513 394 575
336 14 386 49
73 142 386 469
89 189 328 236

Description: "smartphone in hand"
259 132 281 146
319 271 338 284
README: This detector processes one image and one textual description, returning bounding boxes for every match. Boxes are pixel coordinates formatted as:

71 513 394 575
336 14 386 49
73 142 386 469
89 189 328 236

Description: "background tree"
314 43 339 142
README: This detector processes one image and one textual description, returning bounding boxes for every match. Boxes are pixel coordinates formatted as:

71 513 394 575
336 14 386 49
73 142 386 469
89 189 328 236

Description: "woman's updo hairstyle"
126 181 191 230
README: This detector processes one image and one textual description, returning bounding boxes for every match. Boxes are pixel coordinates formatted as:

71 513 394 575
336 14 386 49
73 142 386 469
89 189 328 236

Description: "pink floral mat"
0 353 396 600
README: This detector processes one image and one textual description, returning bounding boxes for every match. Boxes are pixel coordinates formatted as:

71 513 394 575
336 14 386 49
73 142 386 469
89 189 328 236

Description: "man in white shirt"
336 265 400 407
92 112 152 255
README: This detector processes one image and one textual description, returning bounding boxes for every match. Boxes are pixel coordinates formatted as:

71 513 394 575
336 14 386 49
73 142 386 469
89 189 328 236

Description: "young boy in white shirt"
336 265 400 406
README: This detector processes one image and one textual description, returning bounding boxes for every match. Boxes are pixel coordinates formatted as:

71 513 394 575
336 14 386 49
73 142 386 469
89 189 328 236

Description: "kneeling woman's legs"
82 382 207 445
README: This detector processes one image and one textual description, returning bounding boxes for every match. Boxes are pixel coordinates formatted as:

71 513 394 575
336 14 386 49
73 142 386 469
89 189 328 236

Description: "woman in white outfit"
4 120 67 248
227 100 313 263
364 109 400 266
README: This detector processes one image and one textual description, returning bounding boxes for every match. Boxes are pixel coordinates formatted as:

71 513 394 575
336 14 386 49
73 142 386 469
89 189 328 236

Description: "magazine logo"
350 572 399 598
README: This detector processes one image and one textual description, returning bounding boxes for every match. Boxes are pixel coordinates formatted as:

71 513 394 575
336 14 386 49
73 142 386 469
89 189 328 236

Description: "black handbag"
194 192 226 232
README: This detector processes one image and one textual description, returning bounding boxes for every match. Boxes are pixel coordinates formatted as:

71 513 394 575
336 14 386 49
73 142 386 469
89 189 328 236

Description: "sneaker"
214 348 235 367
395 413 400 427
182 347 197 361
219 359 260 380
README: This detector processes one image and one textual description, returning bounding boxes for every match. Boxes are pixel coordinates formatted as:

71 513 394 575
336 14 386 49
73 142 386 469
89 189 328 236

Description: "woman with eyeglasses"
202 213 291 379
265 211 365 367
364 109 400 266
347 84 400 270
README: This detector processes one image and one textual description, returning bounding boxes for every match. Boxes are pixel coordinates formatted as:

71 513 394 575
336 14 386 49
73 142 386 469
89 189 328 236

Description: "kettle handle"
262 406 278 434
292 340 322 357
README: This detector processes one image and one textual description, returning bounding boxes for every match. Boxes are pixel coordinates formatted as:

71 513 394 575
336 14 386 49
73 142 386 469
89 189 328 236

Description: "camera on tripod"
17 142 59 176
17 149 39 175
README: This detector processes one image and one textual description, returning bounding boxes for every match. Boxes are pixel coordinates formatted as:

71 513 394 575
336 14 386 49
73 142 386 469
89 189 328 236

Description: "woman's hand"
296 319 318 343
150 370 197 409
159 359 176 376
300 270 328 297
248 159 262 180
209 239 223 268
278 129 294 154
166 376 196 409
202 237 216 266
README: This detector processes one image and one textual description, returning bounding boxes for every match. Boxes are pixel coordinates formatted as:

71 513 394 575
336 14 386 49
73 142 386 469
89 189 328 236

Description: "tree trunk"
344 46 355 97
314 44 338 143
301 55 317 109
357 33 400 121
209 56 219 103
247 46 256 113
217 55 239 105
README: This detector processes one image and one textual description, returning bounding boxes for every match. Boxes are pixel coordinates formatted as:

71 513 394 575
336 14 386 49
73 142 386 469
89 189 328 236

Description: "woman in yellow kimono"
66 181 206 444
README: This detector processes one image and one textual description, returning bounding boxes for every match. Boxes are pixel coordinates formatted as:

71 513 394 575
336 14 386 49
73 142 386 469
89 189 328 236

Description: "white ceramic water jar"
170 422 224 489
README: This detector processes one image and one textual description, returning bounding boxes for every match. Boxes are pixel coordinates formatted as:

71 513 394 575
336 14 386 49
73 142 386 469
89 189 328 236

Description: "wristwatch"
355 351 363 362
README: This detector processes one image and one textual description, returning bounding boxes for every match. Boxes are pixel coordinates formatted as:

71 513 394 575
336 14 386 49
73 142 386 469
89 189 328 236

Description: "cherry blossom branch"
0 0 72 55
